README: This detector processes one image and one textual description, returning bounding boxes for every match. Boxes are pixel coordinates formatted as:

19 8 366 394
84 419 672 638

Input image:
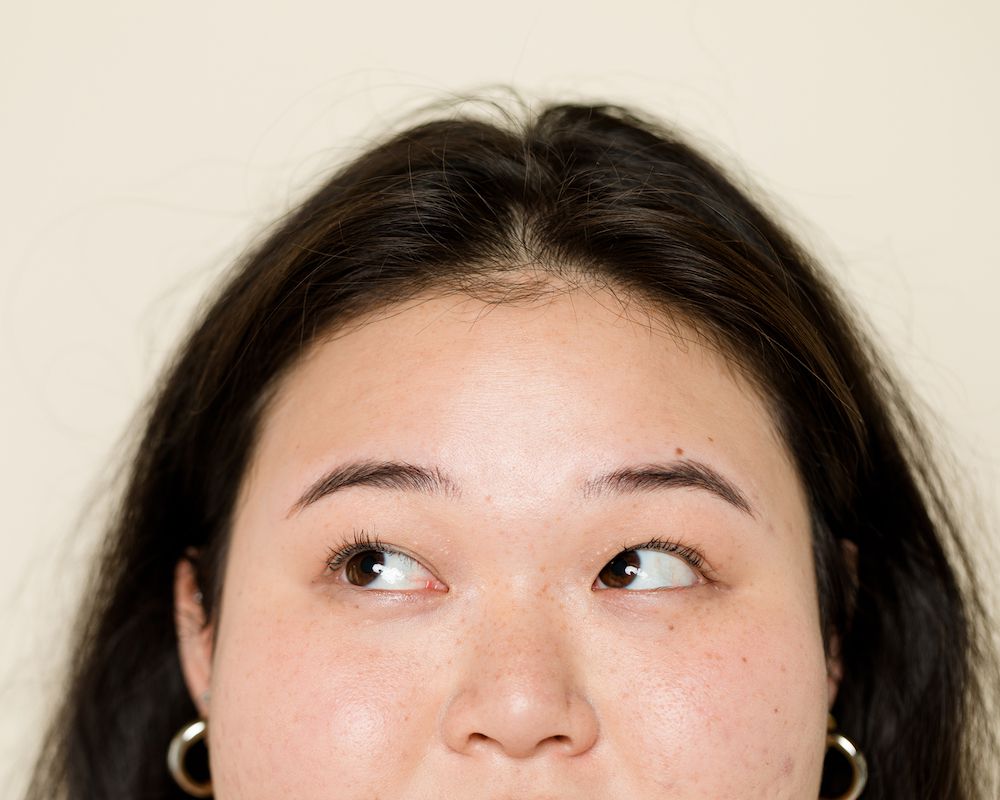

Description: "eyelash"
324 527 396 574
324 527 708 580
622 535 706 572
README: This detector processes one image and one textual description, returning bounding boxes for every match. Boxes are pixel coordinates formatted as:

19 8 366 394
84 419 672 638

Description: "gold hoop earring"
822 714 868 800
167 718 213 797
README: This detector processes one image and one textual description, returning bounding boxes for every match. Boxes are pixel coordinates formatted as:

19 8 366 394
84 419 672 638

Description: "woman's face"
175 286 837 799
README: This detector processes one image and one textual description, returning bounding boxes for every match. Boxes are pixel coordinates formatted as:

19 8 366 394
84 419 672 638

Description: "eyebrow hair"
290 460 463 515
288 457 755 517
580 460 755 515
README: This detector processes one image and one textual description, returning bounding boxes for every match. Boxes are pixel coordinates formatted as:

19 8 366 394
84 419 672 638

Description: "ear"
174 548 215 718
826 538 859 709
826 633 844 709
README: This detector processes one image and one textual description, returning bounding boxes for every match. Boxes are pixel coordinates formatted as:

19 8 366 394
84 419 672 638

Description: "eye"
325 529 445 591
594 539 703 591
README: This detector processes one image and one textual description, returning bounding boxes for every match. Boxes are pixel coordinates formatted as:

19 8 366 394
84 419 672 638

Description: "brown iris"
344 551 386 586
597 550 641 588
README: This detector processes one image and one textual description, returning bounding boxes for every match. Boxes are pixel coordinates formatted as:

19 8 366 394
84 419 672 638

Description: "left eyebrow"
579 460 755 517
288 457 755 518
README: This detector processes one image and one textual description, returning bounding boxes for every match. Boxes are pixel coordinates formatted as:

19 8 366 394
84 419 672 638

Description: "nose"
439 591 600 759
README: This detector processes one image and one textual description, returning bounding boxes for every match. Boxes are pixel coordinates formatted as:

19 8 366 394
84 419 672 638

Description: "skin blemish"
675 447 684 456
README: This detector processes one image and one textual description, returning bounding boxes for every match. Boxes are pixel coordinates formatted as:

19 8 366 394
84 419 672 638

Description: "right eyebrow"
288 460 462 516
288 457 755 518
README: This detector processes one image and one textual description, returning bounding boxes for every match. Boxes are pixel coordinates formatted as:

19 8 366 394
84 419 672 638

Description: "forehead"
247 287 804 525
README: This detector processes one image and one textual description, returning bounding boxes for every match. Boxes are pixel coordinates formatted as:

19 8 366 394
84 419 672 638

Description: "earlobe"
174 549 214 718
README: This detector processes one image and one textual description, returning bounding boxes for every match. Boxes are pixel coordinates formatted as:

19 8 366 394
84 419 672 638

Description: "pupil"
345 551 385 586
599 550 640 588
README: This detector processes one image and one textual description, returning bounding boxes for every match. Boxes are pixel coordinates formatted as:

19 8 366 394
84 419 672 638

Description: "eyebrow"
288 458 755 517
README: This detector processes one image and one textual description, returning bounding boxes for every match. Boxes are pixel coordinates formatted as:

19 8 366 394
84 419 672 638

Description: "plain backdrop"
2 1 998 795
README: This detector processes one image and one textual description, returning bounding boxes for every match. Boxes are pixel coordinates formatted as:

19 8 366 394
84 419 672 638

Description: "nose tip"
442 683 600 759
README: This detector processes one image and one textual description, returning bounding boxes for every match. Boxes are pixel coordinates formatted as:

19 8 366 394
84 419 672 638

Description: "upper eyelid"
623 537 703 565
627 544 709 581
325 533 408 571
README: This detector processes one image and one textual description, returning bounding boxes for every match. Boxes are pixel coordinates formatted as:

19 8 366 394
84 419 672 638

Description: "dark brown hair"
25 98 998 798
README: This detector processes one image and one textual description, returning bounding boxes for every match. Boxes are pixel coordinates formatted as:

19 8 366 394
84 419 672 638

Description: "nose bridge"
439 580 599 759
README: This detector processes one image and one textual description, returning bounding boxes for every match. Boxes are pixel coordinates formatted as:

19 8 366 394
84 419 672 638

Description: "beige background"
2 1 998 795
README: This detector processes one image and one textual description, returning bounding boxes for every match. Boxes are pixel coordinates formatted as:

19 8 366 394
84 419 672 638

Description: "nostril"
467 731 573 754
547 734 573 750
468 732 491 746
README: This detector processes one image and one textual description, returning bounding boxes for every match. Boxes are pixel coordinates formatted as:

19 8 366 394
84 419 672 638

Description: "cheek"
207 589 444 799
597 593 829 795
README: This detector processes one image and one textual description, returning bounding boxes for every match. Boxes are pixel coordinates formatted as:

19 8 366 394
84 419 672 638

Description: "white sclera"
613 550 698 590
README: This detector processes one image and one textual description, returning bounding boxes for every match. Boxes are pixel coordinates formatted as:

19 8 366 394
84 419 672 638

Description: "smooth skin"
175 282 837 798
